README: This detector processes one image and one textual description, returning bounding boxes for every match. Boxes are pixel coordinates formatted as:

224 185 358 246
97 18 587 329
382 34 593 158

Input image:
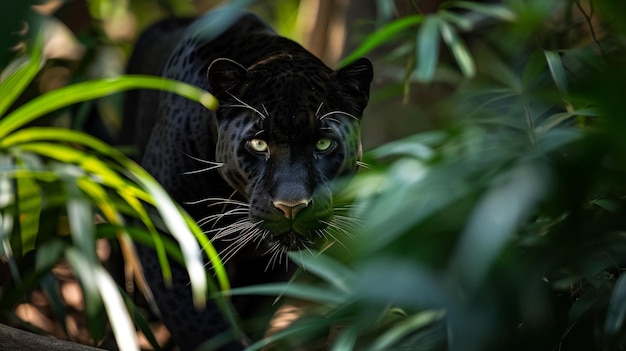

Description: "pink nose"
272 199 311 219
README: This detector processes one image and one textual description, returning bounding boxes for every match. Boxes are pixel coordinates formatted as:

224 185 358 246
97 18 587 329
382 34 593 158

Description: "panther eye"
315 138 334 152
248 138 269 153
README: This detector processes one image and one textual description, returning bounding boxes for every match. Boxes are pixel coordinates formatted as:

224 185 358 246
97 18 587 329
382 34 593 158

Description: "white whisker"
318 110 359 121
261 103 270 117
225 93 267 120
356 160 372 169
314 102 325 118
183 153 224 166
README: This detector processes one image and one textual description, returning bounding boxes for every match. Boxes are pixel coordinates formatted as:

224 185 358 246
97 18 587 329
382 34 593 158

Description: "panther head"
206 54 372 255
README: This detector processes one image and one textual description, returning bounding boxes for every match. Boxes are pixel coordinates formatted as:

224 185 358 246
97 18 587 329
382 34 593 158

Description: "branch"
0 323 105 351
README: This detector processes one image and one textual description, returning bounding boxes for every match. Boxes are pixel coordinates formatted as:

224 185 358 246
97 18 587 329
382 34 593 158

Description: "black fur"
124 10 372 350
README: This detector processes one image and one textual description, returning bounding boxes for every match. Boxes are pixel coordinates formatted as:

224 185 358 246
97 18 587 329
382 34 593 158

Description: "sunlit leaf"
67 247 139 351
0 32 44 117
3 129 229 295
0 75 218 140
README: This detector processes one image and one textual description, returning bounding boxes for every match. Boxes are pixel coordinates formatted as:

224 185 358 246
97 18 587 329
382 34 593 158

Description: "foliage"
3 1 626 351
0 7 230 351
235 1 626 350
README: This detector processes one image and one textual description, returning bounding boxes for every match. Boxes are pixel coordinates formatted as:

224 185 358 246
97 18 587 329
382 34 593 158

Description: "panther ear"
207 58 248 96
334 57 373 101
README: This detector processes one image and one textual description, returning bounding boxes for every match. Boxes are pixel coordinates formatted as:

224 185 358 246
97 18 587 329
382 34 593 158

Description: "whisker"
225 93 267 120
314 102 325 118
183 197 249 207
197 209 248 228
182 166 223 175
183 153 224 166
323 229 350 251
318 110 359 121
356 160 372 169
261 103 270 117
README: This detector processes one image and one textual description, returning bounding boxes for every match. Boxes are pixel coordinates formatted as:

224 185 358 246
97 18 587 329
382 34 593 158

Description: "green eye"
315 138 334 152
248 138 268 153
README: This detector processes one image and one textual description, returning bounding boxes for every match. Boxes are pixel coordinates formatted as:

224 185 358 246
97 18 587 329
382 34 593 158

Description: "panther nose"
273 199 311 219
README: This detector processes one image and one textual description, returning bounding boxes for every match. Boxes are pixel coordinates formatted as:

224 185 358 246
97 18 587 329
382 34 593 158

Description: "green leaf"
39 273 69 335
4 130 229 296
439 20 476 78
0 33 44 117
544 50 568 93
65 247 105 343
442 1 517 22
338 15 423 67
605 274 626 334
368 310 446 351
330 326 358 351
15 169 41 255
449 160 549 290
64 176 98 265
415 16 441 83
287 250 355 293
0 75 218 140
226 282 346 306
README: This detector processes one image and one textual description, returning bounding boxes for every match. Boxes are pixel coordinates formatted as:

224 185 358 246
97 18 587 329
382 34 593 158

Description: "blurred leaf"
367 310 446 351
331 326 358 351
15 171 41 255
605 274 626 334
0 32 44 117
121 289 163 351
544 50 568 94
287 250 355 293
375 0 396 24
449 159 549 290
438 10 474 31
439 20 476 78
64 176 98 264
226 282 346 306
442 1 517 21
65 247 105 343
339 15 423 67
415 16 441 83
535 108 599 134
536 128 582 153
39 273 69 335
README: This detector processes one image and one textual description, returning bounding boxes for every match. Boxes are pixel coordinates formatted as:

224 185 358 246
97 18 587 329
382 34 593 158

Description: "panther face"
207 55 372 254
